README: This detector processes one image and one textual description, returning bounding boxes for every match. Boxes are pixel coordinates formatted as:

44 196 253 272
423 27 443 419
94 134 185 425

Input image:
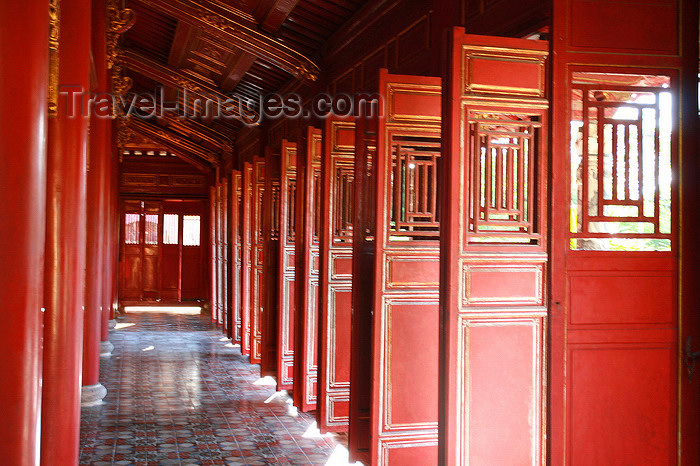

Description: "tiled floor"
79 311 346 465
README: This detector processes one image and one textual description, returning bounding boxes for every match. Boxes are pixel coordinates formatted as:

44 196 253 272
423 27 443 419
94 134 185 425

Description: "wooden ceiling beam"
259 0 300 34
133 0 320 81
127 117 219 169
117 48 260 123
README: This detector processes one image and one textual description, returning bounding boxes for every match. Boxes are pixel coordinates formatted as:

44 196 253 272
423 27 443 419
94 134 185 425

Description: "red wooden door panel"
221 178 229 333
352 70 443 465
231 170 242 343
181 200 205 300
293 126 322 412
141 201 161 299
210 186 218 322
277 140 297 390
318 117 355 432
441 30 548 466
250 157 266 364
549 1 698 463
120 200 143 299
160 201 182 301
240 162 253 356
262 150 281 376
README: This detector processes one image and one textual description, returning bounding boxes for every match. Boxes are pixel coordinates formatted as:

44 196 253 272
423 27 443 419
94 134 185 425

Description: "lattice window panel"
333 165 354 241
287 179 296 241
468 114 541 243
313 168 322 243
271 181 281 241
570 73 672 250
389 135 441 240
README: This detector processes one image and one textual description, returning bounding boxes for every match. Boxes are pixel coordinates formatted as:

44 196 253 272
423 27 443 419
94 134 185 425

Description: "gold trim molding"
48 0 59 117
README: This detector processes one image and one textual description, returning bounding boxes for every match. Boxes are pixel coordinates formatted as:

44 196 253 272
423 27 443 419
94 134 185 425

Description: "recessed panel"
463 319 542 466
569 273 674 325
384 302 439 429
388 86 442 124
331 254 353 279
569 0 677 54
464 49 545 97
568 345 675 464
464 265 543 305
329 288 352 386
386 256 440 289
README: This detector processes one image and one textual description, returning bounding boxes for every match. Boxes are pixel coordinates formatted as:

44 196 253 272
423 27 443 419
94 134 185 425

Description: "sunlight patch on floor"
115 322 136 329
253 376 277 386
324 444 363 466
124 306 201 315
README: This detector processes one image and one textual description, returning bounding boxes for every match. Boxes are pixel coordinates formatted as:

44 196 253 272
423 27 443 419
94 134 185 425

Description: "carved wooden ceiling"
116 0 367 170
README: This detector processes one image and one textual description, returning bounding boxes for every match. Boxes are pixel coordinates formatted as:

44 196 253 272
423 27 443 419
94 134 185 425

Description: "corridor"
78 312 345 465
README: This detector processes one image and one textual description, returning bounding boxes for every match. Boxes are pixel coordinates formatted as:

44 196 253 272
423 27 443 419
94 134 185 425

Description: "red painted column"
0 2 47 464
82 0 110 396
93 0 115 357
41 0 92 463
106 120 120 322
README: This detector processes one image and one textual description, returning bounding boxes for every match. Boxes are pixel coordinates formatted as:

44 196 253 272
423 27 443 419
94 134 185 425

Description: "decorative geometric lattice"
468 114 541 243
333 165 354 241
570 72 672 250
389 135 441 240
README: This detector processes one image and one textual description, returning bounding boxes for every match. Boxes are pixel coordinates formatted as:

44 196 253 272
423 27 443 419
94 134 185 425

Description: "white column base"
108 319 117 329
81 383 107 407
100 340 114 357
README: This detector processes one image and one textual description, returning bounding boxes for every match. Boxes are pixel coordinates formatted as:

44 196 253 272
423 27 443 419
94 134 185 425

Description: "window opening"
570 72 672 251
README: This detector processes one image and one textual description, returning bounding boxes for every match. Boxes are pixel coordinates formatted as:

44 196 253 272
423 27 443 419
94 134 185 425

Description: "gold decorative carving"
122 173 158 186
111 63 133 95
48 0 60 117
172 75 202 92
106 0 136 69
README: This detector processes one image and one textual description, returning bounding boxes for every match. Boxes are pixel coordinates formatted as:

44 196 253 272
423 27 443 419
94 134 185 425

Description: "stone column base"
100 340 114 357
81 383 107 407
108 319 117 329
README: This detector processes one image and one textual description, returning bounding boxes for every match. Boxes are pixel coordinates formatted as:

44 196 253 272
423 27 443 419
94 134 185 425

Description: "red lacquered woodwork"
181 200 206 300
0 2 47 462
231 170 243 343
262 150 281 376
352 70 443 465
441 30 548 466
277 140 297 390
42 0 91 462
210 186 218 322
161 200 182 301
549 1 698 464
240 162 254 356
249 157 266 365
318 117 356 432
293 126 323 412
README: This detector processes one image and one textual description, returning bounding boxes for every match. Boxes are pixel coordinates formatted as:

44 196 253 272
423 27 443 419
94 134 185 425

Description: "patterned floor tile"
79 312 347 465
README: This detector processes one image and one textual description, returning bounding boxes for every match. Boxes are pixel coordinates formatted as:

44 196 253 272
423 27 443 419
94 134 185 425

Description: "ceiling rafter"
116 48 260 123
133 0 320 81
127 117 219 169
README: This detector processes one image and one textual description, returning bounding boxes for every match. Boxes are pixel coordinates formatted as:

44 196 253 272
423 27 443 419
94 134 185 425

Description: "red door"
441 30 549 465
318 116 355 432
277 140 297 390
293 126 322 412
119 199 206 303
250 157 266 365
160 200 182 301
351 70 443 465
231 170 242 344
180 200 205 301
261 150 281 376
549 1 698 463
240 162 254 356
120 199 144 300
